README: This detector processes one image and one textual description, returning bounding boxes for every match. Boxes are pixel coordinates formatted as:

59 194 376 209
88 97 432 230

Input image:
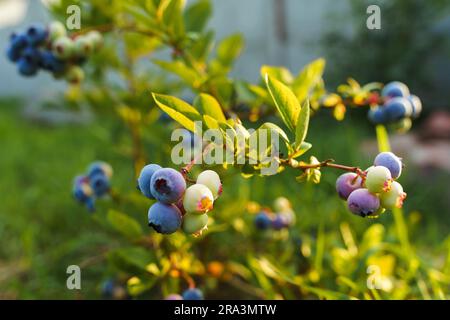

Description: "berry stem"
282 158 366 177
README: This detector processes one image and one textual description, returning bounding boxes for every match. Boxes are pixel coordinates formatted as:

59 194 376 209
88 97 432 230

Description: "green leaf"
108 247 155 275
295 99 310 149
152 93 202 132
107 210 143 240
215 33 244 67
264 74 300 132
159 0 185 38
190 30 214 63
260 65 294 84
194 93 226 123
153 60 200 86
290 141 312 159
184 0 211 32
292 58 325 103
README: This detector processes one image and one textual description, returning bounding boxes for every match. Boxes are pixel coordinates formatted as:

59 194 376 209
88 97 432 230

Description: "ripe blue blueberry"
9 33 28 52
22 46 41 65
39 51 66 74
182 288 204 300
150 168 186 204
347 188 380 217
368 107 387 124
384 97 413 122
374 152 402 179
254 211 272 230
90 173 110 197
101 279 115 298
148 202 182 234
137 164 162 199
88 161 113 179
381 81 410 98
335 172 364 200
408 95 422 118
272 214 289 230
6 46 21 62
17 57 38 76
26 24 48 46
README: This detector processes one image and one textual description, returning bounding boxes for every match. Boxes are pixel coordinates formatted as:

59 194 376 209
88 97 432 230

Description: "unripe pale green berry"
183 184 214 214
86 30 103 50
48 21 66 42
196 170 222 199
73 35 93 57
65 65 85 84
52 36 74 59
273 197 291 212
182 213 209 235
365 166 392 193
380 181 406 209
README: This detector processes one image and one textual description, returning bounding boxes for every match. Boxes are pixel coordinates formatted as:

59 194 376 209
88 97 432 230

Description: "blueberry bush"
4 0 449 300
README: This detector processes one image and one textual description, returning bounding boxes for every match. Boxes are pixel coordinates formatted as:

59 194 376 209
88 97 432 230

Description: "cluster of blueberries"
254 197 296 231
6 21 102 83
336 152 406 218
101 279 129 300
137 164 222 235
368 81 422 132
165 288 204 300
73 161 113 212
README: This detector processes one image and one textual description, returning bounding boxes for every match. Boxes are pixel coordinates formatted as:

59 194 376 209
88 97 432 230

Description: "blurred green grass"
0 99 448 299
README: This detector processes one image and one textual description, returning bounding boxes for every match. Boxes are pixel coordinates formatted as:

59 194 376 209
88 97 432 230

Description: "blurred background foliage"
0 0 449 300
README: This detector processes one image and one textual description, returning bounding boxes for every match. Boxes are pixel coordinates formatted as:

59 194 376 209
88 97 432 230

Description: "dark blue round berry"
90 173 110 197
182 288 204 300
254 212 272 230
381 81 410 98
148 202 182 234
39 51 66 74
272 214 289 230
9 33 28 52
26 24 48 46
6 46 21 62
17 57 38 76
368 107 387 124
137 164 162 199
101 279 115 298
22 46 41 65
384 97 412 122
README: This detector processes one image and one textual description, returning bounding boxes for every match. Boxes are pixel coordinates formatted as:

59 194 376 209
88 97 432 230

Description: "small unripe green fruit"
273 197 291 212
366 166 392 193
48 21 66 42
182 213 209 235
65 65 84 84
196 170 222 199
183 184 214 214
380 181 406 209
52 36 74 59
73 35 93 57
86 30 103 50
